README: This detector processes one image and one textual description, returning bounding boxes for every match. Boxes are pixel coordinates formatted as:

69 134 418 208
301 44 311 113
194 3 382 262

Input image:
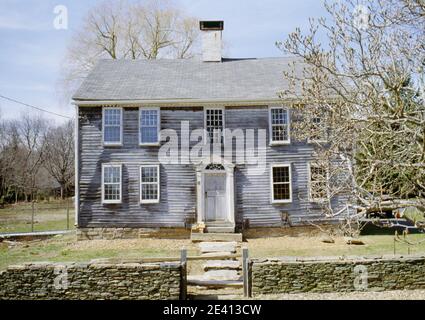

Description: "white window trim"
204 106 225 145
101 163 122 204
139 107 161 146
270 163 292 204
269 106 291 146
102 107 123 146
308 162 329 203
140 164 160 204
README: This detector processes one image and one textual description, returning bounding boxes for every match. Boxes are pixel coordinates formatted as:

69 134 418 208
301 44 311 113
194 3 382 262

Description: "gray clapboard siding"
78 107 201 227
78 106 348 228
228 107 316 227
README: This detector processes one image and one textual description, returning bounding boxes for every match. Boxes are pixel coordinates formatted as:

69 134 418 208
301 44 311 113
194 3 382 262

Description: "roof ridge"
95 55 301 63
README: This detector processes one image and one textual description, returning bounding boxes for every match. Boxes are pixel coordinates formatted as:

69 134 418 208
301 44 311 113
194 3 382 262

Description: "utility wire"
0 94 72 119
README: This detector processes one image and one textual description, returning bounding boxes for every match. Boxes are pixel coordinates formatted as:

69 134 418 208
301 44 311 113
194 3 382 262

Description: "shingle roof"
72 56 305 102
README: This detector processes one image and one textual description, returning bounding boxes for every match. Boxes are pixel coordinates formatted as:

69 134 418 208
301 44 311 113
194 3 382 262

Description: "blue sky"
0 0 328 124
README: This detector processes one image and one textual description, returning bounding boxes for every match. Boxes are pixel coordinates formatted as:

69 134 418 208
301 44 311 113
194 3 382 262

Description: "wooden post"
393 237 396 255
393 231 397 255
66 197 70 230
31 201 35 232
180 248 187 300
243 247 251 297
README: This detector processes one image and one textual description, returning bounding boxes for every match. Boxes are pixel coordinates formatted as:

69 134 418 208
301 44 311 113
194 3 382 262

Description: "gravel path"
254 289 425 300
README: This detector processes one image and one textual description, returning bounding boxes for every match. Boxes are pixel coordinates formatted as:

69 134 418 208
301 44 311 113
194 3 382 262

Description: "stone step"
191 232 243 242
203 260 241 271
206 226 235 233
187 276 243 288
203 270 241 281
206 221 234 226
199 241 237 253
199 252 239 260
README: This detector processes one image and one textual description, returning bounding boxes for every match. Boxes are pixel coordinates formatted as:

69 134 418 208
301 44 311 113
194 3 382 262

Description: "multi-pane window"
140 165 160 203
269 107 290 144
309 164 328 201
205 108 224 143
103 108 122 145
271 164 292 203
102 164 122 203
309 116 327 142
140 108 160 145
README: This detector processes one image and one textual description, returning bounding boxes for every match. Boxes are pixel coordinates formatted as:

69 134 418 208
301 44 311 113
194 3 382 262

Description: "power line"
0 94 72 119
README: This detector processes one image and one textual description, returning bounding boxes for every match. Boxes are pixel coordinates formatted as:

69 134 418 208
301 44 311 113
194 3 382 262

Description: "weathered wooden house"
72 21 347 240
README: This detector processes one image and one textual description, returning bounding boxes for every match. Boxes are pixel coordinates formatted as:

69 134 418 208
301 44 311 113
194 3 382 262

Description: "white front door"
205 173 226 221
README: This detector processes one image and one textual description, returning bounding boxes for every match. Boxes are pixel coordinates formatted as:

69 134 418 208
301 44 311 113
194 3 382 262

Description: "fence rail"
0 198 74 234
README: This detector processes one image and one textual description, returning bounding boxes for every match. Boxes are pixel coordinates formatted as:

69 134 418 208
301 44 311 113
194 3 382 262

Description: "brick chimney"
200 21 223 62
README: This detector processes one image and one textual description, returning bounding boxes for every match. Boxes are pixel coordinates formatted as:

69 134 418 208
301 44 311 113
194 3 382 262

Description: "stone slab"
187 276 243 288
191 232 243 242
199 242 237 253
203 260 241 271
200 252 237 259
203 270 241 281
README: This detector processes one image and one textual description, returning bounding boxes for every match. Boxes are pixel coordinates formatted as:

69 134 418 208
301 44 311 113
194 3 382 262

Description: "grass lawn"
2 232 425 271
0 233 194 271
0 199 75 233
247 234 425 257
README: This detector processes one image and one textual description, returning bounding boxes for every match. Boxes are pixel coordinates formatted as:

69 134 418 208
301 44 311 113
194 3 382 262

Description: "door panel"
205 174 226 221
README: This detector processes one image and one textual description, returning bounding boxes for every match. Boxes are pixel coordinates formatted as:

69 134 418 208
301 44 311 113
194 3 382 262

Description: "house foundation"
76 224 341 240
76 227 190 240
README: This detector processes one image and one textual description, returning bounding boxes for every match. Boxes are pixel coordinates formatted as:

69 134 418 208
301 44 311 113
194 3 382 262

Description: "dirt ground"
188 289 425 300
246 234 425 257
253 289 425 300
70 237 195 253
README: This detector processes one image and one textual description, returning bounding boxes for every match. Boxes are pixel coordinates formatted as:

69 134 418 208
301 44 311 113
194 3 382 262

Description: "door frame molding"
195 155 235 225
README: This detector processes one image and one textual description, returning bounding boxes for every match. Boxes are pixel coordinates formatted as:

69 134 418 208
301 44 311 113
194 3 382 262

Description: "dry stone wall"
0 261 182 300
251 255 425 294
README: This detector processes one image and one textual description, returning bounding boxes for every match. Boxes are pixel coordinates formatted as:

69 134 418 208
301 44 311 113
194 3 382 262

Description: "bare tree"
60 0 200 99
0 119 22 202
278 0 425 222
43 120 75 199
11 114 49 201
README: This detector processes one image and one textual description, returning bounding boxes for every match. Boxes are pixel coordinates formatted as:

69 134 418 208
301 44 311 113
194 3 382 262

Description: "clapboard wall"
77 106 347 228
78 106 201 227
225 106 347 227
